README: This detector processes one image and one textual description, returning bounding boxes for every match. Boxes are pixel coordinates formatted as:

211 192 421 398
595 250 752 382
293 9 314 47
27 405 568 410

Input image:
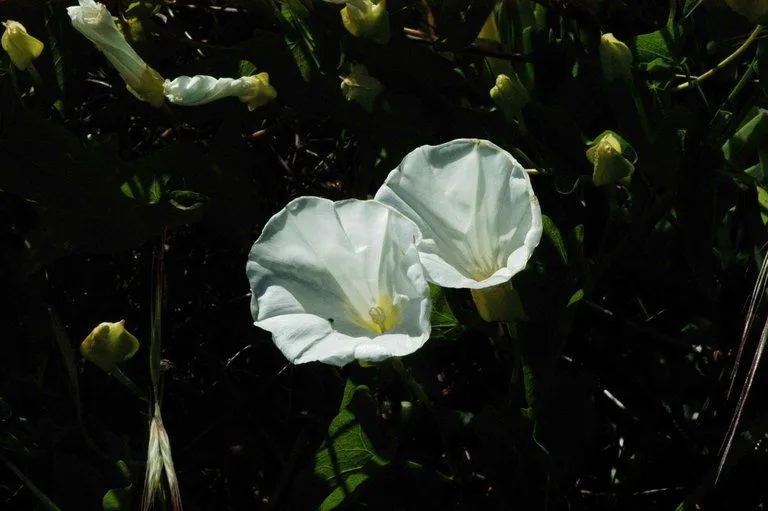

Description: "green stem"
111 367 150 403
404 460 454 484
674 24 763 92
627 81 652 141
391 357 434 412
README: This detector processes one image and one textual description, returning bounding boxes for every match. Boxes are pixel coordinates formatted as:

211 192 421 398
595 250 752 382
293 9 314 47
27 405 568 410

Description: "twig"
674 25 763 92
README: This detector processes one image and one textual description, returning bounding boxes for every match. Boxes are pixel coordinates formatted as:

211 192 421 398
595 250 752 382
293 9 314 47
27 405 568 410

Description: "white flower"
67 0 164 106
163 73 277 111
246 197 431 367
375 139 542 290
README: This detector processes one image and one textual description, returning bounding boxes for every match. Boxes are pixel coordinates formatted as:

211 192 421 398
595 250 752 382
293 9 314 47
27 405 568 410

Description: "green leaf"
629 19 685 66
567 288 584 308
722 108 768 166
306 383 390 510
280 2 321 81
102 488 131 511
541 215 568 264
428 284 465 341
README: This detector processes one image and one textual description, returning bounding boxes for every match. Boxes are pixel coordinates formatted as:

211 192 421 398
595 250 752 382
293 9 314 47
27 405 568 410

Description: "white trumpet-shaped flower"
67 0 164 107
163 73 277 111
246 197 431 367
375 139 542 290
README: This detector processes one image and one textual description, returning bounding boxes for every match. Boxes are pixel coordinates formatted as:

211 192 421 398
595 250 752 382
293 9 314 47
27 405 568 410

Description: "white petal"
375 139 542 289
163 75 251 106
247 197 431 367
67 0 148 86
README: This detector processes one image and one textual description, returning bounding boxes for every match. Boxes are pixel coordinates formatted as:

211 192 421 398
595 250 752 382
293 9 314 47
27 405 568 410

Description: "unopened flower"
340 63 384 112
490 73 530 130
326 0 390 44
246 197 431 367
163 73 277 111
586 130 635 186
1 20 44 71
67 0 164 107
81 320 140 372
375 139 542 321
599 33 633 82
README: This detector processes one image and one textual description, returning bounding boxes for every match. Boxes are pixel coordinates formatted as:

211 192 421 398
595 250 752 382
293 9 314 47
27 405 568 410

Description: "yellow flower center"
349 295 401 334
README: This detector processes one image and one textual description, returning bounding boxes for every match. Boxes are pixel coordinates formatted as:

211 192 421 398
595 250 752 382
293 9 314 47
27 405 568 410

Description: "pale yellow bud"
81 320 140 372
339 0 390 44
585 131 635 186
341 63 385 112
1 20 44 71
490 73 530 130
599 33 633 82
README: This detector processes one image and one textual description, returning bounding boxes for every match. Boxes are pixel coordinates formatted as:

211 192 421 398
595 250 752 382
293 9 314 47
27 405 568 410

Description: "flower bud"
490 73 530 130
327 0 390 44
163 73 277 110
725 0 768 23
585 131 635 186
1 20 44 71
471 283 527 323
81 320 140 372
599 33 633 82
340 63 385 112
67 0 165 107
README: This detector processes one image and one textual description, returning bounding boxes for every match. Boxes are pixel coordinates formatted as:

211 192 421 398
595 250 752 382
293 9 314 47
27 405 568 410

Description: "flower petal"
375 139 542 289
247 197 431 366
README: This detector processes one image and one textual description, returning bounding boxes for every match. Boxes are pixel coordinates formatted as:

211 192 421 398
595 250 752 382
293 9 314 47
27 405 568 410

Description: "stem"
0 453 63 511
390 358 467 485
674 24 763 92
628 81 652 141
725 58 757 105
390 357 434 412
111 367 150 403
